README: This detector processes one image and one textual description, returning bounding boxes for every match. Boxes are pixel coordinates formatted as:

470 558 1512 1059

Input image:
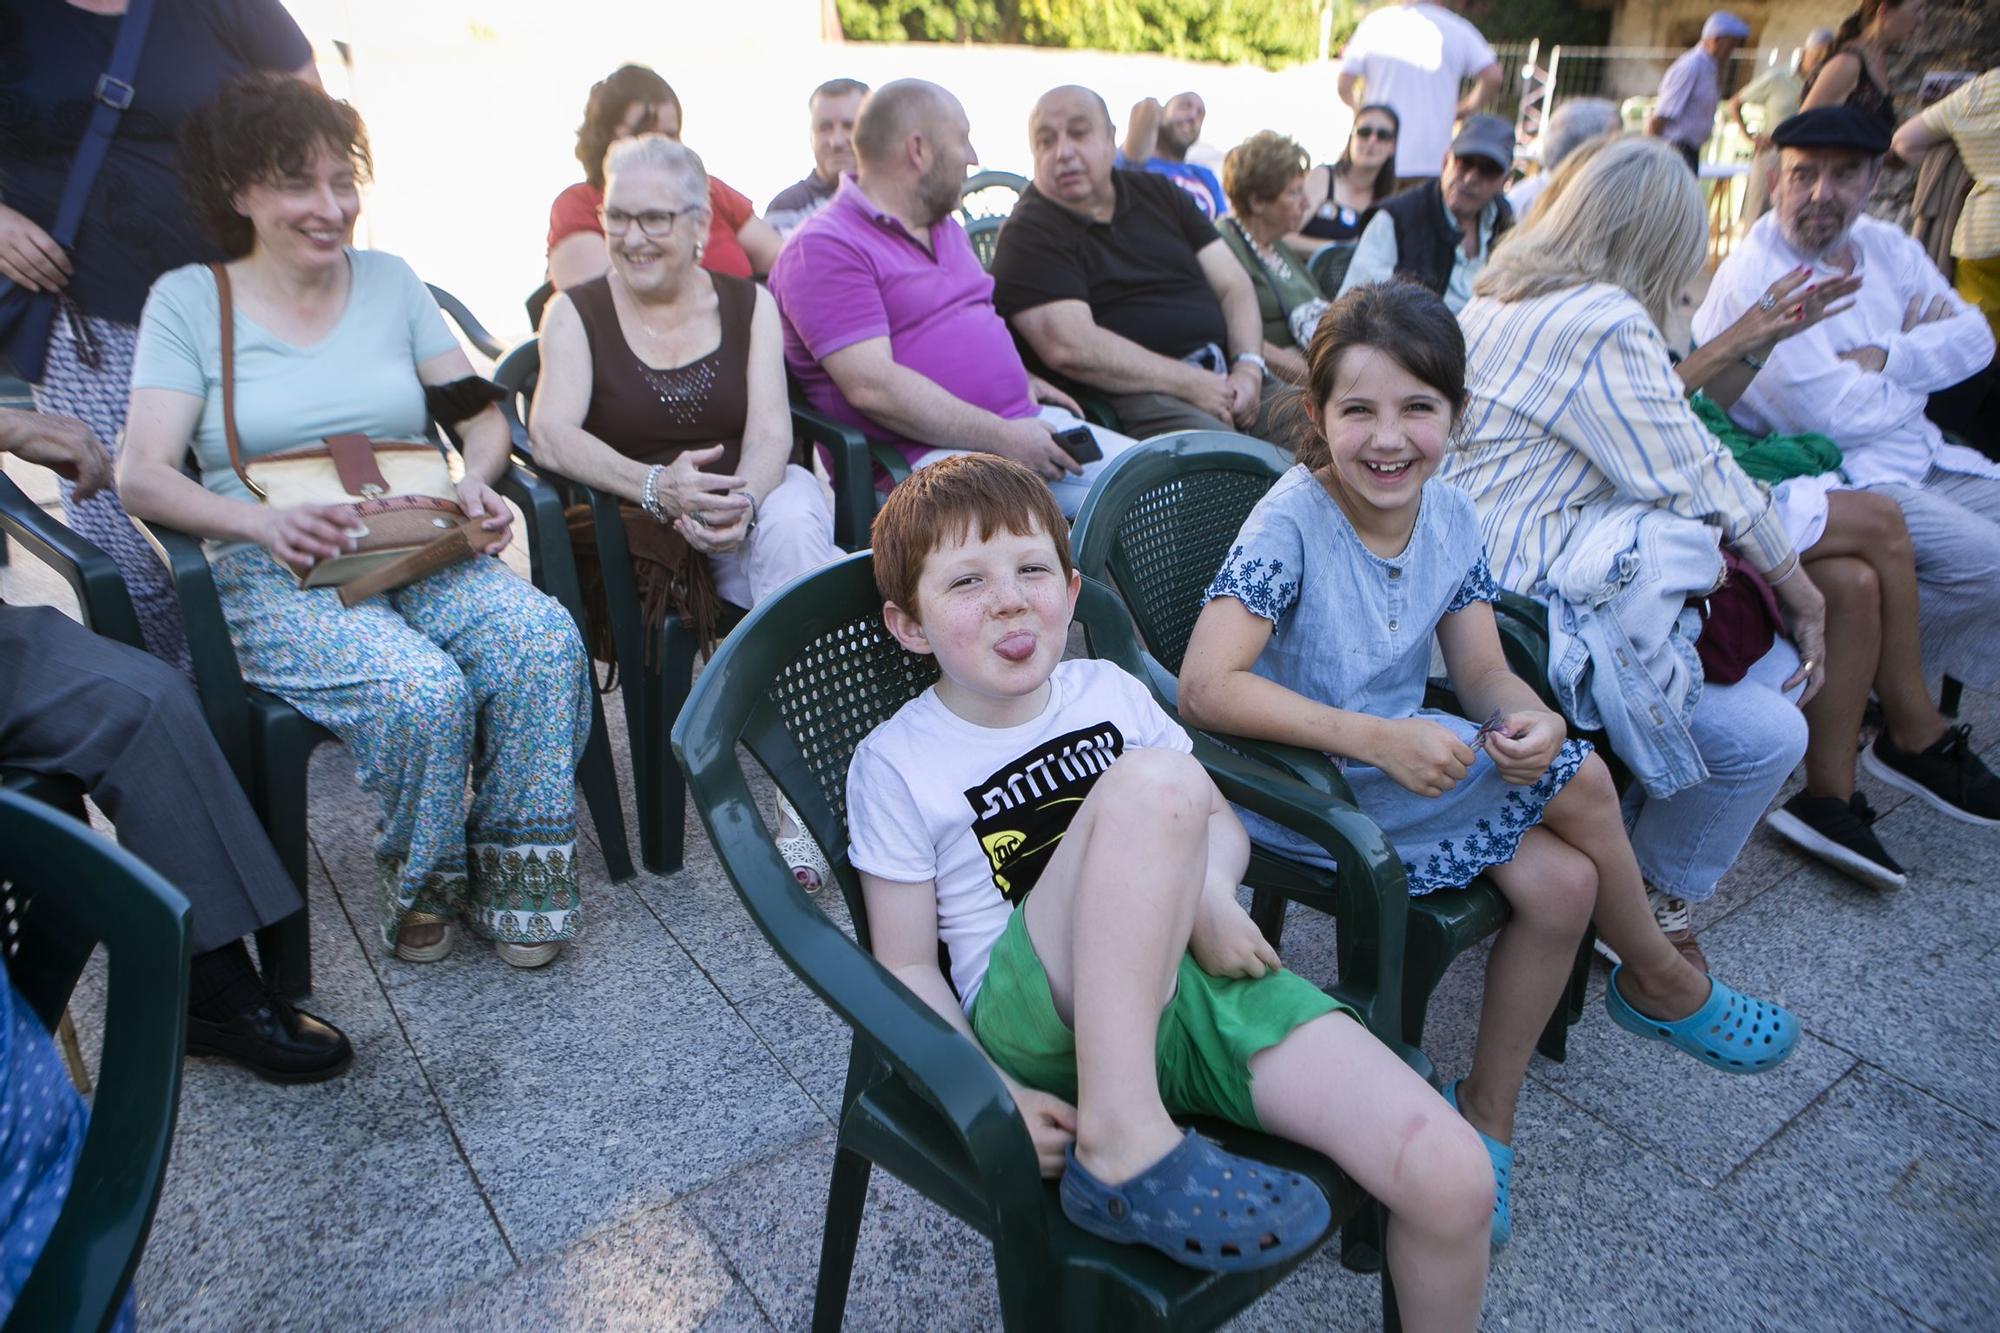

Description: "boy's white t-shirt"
846 659 1192 1012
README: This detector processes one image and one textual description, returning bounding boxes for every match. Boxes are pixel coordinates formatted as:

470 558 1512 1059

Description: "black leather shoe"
186 994 354 1084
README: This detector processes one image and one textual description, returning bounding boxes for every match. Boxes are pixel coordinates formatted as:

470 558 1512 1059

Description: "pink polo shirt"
771 177 1037 471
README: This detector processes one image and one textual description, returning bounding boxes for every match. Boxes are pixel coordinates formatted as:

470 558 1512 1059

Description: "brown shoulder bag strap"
207 261 264 499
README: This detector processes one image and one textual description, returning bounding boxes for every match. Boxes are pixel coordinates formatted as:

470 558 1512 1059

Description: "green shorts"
968 906 1354 1131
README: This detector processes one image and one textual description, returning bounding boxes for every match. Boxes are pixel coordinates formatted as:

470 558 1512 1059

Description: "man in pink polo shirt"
771 79 1134 514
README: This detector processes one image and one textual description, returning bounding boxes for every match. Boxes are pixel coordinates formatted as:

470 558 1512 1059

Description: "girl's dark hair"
1331 103 1399 208
179 74 372 260
577 65 681 189
1290 280 1467 472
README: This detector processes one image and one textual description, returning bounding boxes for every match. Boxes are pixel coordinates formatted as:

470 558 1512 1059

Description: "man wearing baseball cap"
1649 12 1752 170
1695 106 2000 808
1338 113 1514 311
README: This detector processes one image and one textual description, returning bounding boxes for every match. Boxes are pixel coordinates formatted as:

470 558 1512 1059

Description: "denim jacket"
1538 501 1724 798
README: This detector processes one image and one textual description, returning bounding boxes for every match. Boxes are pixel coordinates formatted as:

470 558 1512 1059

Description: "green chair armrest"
789 403 879 551
0 472 145 650
131 518 254 786
1187 735 1408 1045
426 283 506 361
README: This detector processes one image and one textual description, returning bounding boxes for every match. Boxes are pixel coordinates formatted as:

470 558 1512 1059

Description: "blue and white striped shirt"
1440 283 1793 594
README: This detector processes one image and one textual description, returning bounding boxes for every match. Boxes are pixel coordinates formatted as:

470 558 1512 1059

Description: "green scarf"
1691 392 1844 485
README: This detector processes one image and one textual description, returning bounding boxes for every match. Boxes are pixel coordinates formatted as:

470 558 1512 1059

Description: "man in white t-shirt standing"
1337 0 1502 191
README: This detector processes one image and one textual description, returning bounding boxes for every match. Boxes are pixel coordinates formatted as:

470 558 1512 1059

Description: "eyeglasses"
599 206 696 238
1451 154 1506 181
1354 124 1397 142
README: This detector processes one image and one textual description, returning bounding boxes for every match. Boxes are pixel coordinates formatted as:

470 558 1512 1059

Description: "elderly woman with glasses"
531 133 841 887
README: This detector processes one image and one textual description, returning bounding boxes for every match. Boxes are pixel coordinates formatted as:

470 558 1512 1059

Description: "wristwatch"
1231 352 1269 379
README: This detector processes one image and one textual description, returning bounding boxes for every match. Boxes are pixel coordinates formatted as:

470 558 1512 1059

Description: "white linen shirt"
1693 213 1999 488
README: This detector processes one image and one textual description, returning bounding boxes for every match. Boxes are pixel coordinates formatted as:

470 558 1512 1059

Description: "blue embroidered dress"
1204 466 1590 895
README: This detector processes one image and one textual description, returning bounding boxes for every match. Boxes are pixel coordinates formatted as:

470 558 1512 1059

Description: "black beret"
1769 106 1892 155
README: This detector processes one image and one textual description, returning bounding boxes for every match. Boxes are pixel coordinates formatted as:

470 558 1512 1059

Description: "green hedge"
834 0 1334 68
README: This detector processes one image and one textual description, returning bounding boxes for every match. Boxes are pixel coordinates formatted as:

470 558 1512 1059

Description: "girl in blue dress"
1179 281 1800 1247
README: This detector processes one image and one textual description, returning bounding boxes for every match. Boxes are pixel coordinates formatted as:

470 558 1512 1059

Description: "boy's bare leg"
1022 748 1218 1185
1537 756 1710 1025
1252 1014 1491 1332
1451 820 1592 1144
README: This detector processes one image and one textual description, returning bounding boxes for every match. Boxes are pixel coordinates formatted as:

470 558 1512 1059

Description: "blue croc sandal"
1059 1129 1331 1273
1441 1080 1513 1248
1605 966 1798 1073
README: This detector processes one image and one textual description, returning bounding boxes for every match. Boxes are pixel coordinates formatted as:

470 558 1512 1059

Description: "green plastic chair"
130 421 636 995
494 340 887 873
671 551 1417 1330
1069 432 1591 1065
0 789 191 1333
965 215 1003 272
959 169 1027 223
426 283 507 362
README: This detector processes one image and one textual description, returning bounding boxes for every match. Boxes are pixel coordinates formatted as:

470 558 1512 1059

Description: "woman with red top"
545 64 783 294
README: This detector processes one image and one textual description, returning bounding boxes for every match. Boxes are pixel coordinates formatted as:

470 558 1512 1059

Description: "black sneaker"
1863 724 2000 827
1766 791 1908 891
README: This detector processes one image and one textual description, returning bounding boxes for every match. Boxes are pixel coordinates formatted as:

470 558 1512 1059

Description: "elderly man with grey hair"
991 85 1286 440
1507 97 1620 218
1648 11 1752 170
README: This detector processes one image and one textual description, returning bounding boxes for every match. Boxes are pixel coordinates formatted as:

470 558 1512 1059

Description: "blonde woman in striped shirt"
1440 136 1825 968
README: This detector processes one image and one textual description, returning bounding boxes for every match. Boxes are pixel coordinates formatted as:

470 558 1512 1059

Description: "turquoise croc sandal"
1441 1080 1513 1248
1059 1130 1331 1273
1605 966 1798 1073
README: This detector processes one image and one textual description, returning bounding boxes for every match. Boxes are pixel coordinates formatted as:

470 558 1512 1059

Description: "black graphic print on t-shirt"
963 721 1125 903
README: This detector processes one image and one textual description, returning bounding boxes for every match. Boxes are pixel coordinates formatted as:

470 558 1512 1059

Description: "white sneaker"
1594 889 1707 972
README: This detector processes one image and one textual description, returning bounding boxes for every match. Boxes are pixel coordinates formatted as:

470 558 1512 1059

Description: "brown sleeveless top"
563 271 758 667
570 270 753 474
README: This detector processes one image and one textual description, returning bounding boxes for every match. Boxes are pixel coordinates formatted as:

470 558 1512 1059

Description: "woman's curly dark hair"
576 65 682 190
178 73 372 259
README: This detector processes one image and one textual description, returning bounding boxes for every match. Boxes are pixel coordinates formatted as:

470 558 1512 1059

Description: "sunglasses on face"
1354 124 1396 141
1452 154 1506 181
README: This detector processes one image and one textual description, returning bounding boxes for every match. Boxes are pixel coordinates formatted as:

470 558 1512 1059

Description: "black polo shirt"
991 169 1228 361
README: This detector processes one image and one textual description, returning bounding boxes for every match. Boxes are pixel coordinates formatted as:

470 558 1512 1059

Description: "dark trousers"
0 605 299 952
1674 141 1701 173
1106 375 1295 446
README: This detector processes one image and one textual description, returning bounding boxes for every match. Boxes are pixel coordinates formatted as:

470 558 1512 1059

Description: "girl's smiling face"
1310 344 1455 534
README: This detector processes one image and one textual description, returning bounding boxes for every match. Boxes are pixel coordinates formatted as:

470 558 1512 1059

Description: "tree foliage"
834 0 1330 68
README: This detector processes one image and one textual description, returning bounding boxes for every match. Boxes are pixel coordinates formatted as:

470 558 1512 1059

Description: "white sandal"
495 940 562 969
774 793 830 892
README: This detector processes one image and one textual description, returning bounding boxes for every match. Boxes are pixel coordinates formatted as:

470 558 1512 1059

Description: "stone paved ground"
6 454 1998 1331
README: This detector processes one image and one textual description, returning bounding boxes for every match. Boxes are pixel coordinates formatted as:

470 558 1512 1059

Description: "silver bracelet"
641 464 668 524
743 492 759 533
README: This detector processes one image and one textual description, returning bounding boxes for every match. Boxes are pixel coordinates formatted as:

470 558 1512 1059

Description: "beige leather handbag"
210 263 500 605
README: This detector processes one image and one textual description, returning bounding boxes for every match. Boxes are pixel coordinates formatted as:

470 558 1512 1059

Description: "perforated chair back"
965 215 1003 272
959 169 1027 223
1070 432 1288 679
0 790 190 1333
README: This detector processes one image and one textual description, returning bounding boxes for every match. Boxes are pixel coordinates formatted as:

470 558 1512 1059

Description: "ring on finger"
1758 292 1778 312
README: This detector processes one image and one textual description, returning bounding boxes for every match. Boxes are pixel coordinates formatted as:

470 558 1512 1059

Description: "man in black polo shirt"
991 85 1285 440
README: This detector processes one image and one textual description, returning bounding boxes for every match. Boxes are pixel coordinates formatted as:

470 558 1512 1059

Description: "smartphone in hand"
1052 425 1102 464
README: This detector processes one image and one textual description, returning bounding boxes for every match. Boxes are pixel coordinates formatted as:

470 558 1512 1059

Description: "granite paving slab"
686 1130 1002 1332
732 976 852 1122
1720 1066 2000 1329
397 1200 771 1332
132 856 514 1331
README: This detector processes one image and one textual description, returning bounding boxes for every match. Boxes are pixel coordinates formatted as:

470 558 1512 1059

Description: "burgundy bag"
1695 551 1783 685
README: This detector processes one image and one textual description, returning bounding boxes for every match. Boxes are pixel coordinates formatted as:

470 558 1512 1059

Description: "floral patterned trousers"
212 548 592 949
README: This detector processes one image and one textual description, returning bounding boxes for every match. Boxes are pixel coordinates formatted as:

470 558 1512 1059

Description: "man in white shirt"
1337 1 1501 189
1695 107 2000 704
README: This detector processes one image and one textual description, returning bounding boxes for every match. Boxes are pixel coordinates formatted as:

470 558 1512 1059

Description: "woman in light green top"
120 75 592 971
1216 132 1329 385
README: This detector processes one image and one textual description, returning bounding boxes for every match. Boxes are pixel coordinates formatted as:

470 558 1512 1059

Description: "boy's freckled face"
889 520 1081 727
